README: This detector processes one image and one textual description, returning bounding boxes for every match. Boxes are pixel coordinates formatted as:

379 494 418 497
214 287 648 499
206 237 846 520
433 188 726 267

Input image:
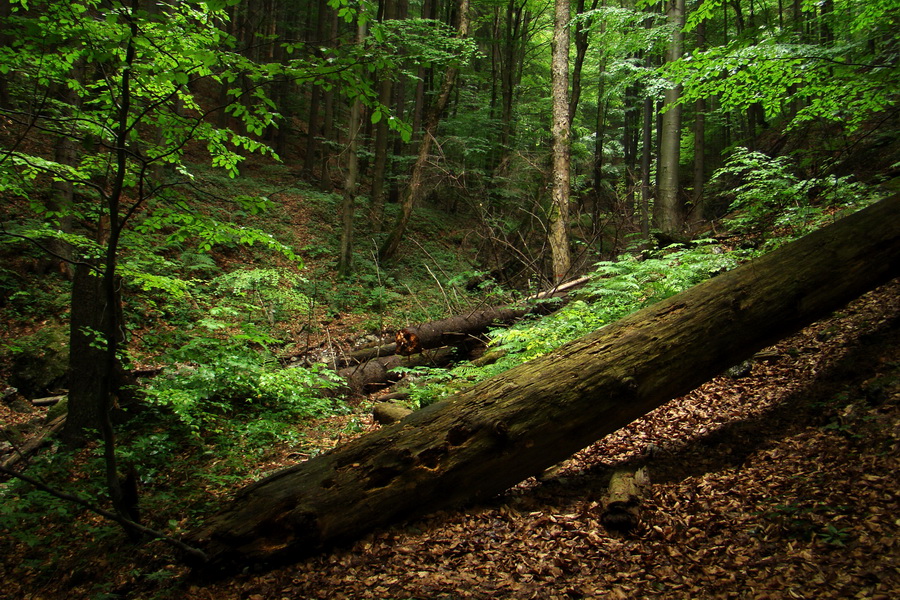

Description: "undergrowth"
397 241 749 406
0 143 887 596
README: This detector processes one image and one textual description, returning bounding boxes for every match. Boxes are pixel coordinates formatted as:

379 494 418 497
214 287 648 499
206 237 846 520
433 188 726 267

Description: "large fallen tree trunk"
187 195 900 571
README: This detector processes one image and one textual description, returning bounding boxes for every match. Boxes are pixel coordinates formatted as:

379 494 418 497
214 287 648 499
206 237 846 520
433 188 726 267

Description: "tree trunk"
303 0 329 176
655 0 686 237
548 0 572 282
187 194 900 571
61 265 111 446
368 0 397 227
640 96 653 237
0 0 9 106
337 19 366 276
319 8 340 190
568 0 597 124
690 4 707 226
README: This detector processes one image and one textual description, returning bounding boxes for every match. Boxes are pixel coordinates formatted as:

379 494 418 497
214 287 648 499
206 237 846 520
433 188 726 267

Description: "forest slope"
177 280 900 600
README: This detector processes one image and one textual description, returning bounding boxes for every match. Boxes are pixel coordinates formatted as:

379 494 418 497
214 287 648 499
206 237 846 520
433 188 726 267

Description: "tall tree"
338 17 367 276
0 0 296 527
655 0 686 237
690 0 707 224
367 0 397 229
549 0 572 282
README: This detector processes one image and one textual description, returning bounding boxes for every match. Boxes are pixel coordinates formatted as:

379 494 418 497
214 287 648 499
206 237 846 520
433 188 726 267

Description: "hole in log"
321 478 335 489
446 423 471 446
416 445 448 469
365 466 401 490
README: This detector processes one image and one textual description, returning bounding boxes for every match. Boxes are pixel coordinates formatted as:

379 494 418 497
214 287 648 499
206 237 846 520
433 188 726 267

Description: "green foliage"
710 147 885 246
710 148 807 235
133 203 301 262
399 242 745 407
144 336 344 435
669 0 900 132
210 267 310 326
390 365 456 408
492 243 744 362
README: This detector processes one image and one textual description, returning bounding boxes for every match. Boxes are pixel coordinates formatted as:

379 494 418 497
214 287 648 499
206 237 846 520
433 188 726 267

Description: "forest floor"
183 278 897 598
3 277 900 600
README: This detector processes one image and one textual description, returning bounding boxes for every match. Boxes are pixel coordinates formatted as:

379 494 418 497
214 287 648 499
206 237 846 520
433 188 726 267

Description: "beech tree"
0 0 409 526
548 0 572 282
655 0 686 236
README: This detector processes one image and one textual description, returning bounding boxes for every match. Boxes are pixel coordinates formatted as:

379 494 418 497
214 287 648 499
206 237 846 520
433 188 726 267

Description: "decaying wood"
600 468 648 533
373 402 413 425
340 305 538 366
30 395 66 407
1 415 66 470
186 195 900 571
338 347 457 394
340 279 583 368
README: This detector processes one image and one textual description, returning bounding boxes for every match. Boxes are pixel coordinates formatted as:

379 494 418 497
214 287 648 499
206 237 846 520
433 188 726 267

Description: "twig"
424 263 452 314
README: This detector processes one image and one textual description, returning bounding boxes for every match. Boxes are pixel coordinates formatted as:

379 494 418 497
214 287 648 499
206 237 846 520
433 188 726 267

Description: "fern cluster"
397 242 746 407
144 338 345 437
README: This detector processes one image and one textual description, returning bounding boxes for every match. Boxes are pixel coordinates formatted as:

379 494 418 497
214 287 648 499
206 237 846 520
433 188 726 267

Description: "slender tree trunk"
319 8 340 190
593 33 608 212
304 0 329 175
411 0 435 139
549 0 572 282
46 62 84 279
338 19 367 276
623 82 639 215
655 0 686 237
690 4 706 226
0 0 11 106
368 0 396 229
379 0 470 261
63 2 145 537
568 0 598 123
640 96 653 237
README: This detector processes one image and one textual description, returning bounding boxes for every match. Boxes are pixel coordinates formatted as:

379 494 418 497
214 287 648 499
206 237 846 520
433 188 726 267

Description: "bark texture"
548 0 572 282
655 0 686 236
187 194 900 571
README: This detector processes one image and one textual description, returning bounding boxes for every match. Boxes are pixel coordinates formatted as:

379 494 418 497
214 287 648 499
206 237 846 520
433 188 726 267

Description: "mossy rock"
7 323 69 397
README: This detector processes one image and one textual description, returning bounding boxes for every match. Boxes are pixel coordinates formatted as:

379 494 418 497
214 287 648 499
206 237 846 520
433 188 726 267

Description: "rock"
372 402 413 425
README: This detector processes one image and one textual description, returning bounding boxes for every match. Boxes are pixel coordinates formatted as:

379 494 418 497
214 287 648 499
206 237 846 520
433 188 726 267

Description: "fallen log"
340 293 571 366
30 394 66 407
186 194 900 571
600 468 648 534
338 347 458 394
1 414 66 470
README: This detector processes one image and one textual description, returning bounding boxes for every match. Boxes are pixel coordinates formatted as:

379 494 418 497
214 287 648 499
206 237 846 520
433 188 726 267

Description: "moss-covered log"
187 195 900 571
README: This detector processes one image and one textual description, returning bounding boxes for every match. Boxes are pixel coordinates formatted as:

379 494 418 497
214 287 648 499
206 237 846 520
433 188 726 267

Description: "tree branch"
0 464 208 564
